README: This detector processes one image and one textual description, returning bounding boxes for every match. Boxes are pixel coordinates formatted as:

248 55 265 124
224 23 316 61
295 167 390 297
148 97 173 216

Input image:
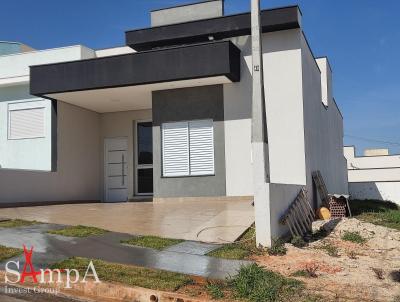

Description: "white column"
251 0 272 247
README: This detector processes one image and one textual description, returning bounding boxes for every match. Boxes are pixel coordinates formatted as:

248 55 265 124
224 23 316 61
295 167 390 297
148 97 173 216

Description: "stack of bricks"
328 197 347 218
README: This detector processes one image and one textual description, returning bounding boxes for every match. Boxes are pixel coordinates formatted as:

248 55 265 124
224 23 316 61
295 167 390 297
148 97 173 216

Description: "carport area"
0 199 254 243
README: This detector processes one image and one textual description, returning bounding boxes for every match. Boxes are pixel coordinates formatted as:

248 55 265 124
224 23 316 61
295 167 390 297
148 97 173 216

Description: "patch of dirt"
253 218 400 302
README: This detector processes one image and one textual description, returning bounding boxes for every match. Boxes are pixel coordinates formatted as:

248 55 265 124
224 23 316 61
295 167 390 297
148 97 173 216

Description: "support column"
251 0 272 247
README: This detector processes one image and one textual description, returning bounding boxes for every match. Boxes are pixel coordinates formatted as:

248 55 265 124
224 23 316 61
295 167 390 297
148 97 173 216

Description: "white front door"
104 138 128 202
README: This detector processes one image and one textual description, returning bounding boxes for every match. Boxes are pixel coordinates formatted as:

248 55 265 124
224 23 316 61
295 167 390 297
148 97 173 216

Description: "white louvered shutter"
162 122 190 177
189 120 215 176
9 108 45 139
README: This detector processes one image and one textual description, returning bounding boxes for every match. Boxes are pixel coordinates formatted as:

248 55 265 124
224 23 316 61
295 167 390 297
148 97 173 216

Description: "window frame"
161 119 215 178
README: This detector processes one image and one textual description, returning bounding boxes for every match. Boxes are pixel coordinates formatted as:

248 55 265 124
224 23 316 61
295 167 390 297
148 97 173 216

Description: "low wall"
269 183 303 239
349 182 400 205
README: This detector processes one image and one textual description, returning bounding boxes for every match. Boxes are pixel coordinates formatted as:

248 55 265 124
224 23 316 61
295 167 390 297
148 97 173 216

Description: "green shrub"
341 231 367 244
291 236 307 248
267 238 287 256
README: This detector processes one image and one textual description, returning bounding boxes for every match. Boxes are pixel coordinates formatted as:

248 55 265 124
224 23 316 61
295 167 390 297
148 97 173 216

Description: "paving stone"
164 241 220 255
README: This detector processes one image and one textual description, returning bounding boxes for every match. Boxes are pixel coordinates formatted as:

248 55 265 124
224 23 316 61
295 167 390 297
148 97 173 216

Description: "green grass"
0 219 38 228
266 238 287 256
316 242 339 257
205 281 225 300
350 199 400 230
341 231 367 244
291 270 308 278
51 257 192 291
122 235 184 250
229 264 304 302
207 227 259 260
0 245 22 261
47 225 108 237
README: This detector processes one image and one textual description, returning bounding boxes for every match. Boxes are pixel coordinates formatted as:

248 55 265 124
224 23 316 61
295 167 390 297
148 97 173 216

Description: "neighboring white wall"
0 102 101 203
349 182 400 204
344 146 400 204
364 148 389 156
100 109 152 200
95 46 136 57
0 45 95 79
0 85 53 170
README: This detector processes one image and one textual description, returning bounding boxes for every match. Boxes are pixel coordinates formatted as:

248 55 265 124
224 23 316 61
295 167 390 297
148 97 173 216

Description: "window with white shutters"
161 120 215 177
189 120 215 175
162 122 190 177
8 107 45 140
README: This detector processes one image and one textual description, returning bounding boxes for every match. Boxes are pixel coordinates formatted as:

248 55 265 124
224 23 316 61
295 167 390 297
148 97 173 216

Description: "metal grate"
280 189 315 238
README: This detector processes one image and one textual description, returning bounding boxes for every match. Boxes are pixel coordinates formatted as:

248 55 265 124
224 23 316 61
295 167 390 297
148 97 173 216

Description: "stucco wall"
100 109 152 200
301 36 348 209
223 36 253 196
263 30 306 186
0 101 100 203
223 29 308 197
152 85 226 198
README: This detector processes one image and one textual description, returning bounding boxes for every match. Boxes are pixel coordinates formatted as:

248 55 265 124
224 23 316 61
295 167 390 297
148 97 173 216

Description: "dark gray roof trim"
30 41 240 96
126 6 301 51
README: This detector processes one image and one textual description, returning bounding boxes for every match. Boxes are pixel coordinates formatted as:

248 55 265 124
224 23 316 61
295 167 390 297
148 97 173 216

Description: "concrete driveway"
0 200 254 243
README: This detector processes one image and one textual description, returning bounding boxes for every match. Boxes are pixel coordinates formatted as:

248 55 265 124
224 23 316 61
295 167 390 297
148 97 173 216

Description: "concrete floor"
0 200 254 243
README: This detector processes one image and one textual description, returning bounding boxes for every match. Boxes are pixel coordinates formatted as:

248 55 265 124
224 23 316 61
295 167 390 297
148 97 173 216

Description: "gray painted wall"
152 85 226 198
301 34 348 209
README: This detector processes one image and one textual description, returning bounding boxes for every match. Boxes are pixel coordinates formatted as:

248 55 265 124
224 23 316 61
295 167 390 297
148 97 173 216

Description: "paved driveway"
0 200 254 243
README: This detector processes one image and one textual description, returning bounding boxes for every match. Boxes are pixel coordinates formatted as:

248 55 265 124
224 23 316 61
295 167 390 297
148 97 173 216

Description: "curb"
0 271 211 302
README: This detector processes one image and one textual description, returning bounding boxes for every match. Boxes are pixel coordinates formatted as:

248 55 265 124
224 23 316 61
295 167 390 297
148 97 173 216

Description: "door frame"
134 120 153 196
103 136 129 202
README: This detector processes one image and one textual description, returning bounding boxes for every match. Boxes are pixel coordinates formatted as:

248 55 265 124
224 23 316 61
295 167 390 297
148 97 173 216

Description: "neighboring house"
344 146 400 204
0 1 348 241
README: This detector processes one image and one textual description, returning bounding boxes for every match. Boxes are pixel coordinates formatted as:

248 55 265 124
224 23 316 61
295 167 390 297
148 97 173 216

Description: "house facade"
0 1 348 239
344 146 400 204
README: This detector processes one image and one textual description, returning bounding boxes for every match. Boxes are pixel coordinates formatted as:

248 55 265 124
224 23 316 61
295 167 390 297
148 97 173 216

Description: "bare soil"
253 218 400 302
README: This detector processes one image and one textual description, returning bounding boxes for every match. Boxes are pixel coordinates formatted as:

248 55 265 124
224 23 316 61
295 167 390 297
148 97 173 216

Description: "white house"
0 1 348 242
344 146 400 204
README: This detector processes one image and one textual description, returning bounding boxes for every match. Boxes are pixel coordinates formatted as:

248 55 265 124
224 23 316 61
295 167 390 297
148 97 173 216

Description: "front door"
135 121 153 195
104 138 128 202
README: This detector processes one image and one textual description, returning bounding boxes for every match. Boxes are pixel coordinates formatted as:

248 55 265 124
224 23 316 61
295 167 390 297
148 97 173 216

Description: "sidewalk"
0 223 251 279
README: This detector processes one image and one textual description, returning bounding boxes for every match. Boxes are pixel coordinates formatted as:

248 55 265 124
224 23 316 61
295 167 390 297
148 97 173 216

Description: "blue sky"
1 0 399 155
